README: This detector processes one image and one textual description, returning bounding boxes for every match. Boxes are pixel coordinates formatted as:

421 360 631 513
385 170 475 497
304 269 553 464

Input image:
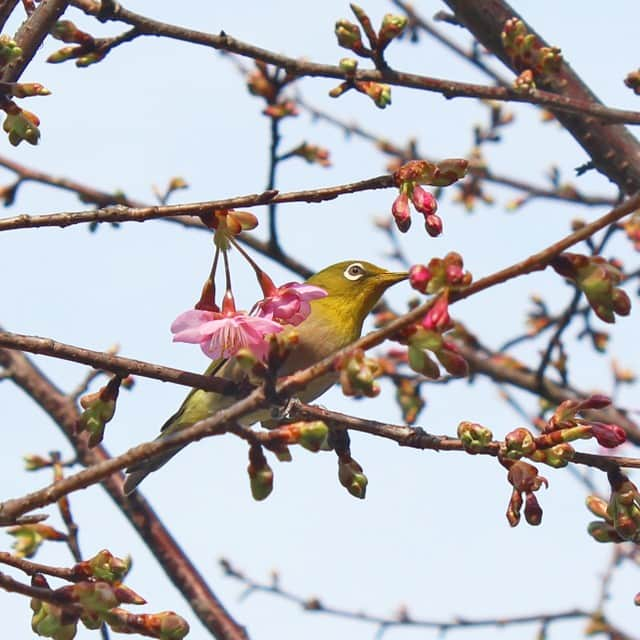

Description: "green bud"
248 466 273 501
409 328 442 352
457 421 493 453
47 46 78 63
585 495 610 520
338 57 358 73
73 581 119 612
587 520 620 543
338 458 367 499
31 601 77 640
503 427 536 458
298 421 329 452
378 14 408 49
335 20 363 51
79 549 130 583
3 108 40 146
408 344 440 379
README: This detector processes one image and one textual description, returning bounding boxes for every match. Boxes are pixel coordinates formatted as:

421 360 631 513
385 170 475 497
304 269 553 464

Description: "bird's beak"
381 271 409 287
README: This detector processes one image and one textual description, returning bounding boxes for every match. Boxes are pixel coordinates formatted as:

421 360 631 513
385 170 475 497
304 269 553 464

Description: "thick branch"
0 346 248 640
443 0 640 193
2 0 69 82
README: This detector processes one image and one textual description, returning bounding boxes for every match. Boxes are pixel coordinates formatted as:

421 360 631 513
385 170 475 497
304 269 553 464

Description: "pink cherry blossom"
256 282 327 326
171 308 283 361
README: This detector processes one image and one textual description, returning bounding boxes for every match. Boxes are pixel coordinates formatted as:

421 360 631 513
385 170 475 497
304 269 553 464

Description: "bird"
123 260 407 495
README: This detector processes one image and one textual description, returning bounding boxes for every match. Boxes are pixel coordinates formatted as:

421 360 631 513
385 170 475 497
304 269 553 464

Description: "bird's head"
307 260 408 329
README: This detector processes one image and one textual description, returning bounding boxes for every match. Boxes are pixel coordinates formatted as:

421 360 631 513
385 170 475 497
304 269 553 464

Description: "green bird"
123 260 407 495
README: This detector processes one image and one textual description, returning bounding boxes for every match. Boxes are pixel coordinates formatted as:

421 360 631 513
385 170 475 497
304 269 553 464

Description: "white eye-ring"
344 262 365 281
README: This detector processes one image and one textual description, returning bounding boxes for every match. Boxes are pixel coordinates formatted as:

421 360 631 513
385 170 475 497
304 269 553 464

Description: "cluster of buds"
0 34 22 68
501 18 563 86
29 549 188 640
621 212 640 251
551 252 631 323
408 252 472 295
331 7 407 109
77 375 126 447
335 348 382 397
2 101 40 146
499 424 573 468
259 421 329 461
624 69 640 96
504 459 547 526
391 159 468 235
457 421 493 454
406 294 468 379
329 76 391 109
48 20 106 67
586 470 640 544
335 6 407 57
287 141 331 167
247 61 297 120
7 523 67 558
513 69 536 94
247 444 274 501
518 395 626 463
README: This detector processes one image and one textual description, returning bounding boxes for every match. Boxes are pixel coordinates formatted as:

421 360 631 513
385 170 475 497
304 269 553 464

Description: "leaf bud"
457 421 493 453
338 457 368 499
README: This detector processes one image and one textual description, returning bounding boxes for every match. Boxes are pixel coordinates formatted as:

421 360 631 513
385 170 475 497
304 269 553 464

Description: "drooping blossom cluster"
550 252 631 323
171 214 327 363
390 159 468 236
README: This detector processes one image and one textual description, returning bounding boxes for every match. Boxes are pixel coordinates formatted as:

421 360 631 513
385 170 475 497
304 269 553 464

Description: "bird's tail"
122 403 191 496
122 444 184 495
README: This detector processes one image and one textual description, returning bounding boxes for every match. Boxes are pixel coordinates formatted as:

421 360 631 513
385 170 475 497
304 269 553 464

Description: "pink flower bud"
411 185 437 215
445 263 465 284
590 422 626 448
422 294 451 332
391 192 411 232
408 264 432 293
424 214 443 237
579 394 611 410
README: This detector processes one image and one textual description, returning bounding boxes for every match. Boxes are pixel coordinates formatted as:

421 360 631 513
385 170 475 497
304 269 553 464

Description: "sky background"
1 2 640 639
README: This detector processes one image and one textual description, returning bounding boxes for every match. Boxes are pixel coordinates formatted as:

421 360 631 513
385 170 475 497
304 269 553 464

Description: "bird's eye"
344 263 365 281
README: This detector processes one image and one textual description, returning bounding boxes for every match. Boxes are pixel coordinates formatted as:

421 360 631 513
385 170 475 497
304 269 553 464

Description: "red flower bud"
411 185 437 216
409 264 432 293
590 422 626 448
391 192 411 232
424 214 443 237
